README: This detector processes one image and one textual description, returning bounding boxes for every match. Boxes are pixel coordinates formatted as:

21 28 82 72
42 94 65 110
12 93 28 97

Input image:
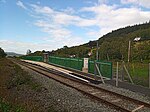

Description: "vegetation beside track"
0 97 25 112
113 61 149 87
0 58 60 112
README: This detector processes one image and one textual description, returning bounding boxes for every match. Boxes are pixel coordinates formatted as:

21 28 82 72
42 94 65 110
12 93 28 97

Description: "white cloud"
24 3 150 44
34 19 72 40
0 38 84 54
11 1 150 54
61 7 75 14
98 0 108 5
81 4 150 36
30 4 53 14
34 20 84 45
28 4 92 43
16 1 27 9
121 0 150 8
0 40 55 54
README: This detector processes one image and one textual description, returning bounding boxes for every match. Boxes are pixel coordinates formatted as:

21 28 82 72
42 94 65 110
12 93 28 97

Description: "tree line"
28 21 150 62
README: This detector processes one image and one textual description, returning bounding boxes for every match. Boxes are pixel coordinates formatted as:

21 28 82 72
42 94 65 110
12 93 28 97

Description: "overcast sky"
0 0 150 54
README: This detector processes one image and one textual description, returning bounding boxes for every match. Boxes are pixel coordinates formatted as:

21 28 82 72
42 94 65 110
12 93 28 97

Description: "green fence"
49 56 83 71
88 60 112 79
20 56 112 79
21 56 43 62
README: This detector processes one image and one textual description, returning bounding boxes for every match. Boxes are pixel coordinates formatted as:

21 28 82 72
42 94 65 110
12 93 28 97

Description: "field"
113 61 149 87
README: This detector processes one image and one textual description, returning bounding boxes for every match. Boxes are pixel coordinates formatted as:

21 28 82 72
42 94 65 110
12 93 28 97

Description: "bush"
0 48 7 58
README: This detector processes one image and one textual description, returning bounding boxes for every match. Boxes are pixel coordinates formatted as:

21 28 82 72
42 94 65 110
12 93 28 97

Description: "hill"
6 52 23 57
30 22 150 62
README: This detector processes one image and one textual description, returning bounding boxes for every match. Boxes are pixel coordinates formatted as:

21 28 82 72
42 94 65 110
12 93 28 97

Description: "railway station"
1 0 150 111
14 53 150 112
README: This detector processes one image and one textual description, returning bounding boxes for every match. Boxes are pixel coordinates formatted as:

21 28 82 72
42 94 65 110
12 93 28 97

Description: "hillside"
30 22 150 62
6 52 23 57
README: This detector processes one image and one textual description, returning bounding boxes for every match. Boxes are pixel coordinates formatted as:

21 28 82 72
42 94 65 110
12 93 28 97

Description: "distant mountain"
6 52 23 57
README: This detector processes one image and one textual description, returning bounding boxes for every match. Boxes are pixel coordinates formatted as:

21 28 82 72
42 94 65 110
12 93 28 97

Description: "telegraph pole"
96 40 99 60
149 63 150 88
128 40 131 62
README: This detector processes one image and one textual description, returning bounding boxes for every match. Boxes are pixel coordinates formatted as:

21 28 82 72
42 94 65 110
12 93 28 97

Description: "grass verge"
0 97 25 112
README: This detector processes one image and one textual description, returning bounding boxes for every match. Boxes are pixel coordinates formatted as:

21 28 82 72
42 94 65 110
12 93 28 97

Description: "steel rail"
13 60 150 112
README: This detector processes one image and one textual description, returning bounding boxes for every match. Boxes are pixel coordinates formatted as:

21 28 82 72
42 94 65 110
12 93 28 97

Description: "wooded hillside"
29 22 150 62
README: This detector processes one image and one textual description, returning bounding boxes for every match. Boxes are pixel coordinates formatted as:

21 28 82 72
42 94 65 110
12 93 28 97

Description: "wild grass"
5 60 43 92
0 97 25 112
113 62 149 87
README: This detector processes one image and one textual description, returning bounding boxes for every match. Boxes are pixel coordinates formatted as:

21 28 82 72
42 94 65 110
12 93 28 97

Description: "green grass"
0 58 46 111
129 62 149 86
129 63 148 77
0 97 25 112
5 63 42 91
6 64 31 89
113 62 149 87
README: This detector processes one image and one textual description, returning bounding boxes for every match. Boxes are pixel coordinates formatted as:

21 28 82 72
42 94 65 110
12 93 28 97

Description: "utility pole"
96 40 99 60
149 63 150 88
128 40 131 62
95 40 99 76
116 62 119 87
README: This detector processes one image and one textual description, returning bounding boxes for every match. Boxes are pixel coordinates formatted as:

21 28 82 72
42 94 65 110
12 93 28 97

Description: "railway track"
13 59 150 112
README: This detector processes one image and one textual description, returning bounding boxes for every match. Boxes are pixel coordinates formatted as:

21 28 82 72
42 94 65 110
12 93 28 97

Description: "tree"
63 46 68 49
26 49 31 55
42 50 46 53
0 48 7 58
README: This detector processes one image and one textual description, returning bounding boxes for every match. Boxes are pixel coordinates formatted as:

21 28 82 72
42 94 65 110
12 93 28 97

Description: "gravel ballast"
19 63 150 112
98 84 150 104
20 65 120 112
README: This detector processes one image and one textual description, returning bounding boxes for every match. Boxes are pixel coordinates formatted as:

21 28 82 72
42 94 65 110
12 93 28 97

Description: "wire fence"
113 61 149 87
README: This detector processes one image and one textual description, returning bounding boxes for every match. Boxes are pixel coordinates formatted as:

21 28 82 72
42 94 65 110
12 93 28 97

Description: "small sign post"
43 53 49 63
82 58 88 73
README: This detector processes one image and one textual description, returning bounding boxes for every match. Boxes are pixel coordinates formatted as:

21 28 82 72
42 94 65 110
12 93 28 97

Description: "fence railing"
49 56 83 71
21 56 44 62
88 60 112 79
20 56 112 79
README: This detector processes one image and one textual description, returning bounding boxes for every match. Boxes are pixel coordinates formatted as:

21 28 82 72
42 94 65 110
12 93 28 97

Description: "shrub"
0 48 7 58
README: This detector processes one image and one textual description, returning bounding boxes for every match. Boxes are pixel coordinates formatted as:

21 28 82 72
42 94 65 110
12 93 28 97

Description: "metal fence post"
148 63 150 88
124 63 134 84
95 63 105 84
121 61 124 81
116 62 119 87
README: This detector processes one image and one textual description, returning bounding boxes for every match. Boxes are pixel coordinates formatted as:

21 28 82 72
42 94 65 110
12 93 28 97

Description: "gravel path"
20 65 119 112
